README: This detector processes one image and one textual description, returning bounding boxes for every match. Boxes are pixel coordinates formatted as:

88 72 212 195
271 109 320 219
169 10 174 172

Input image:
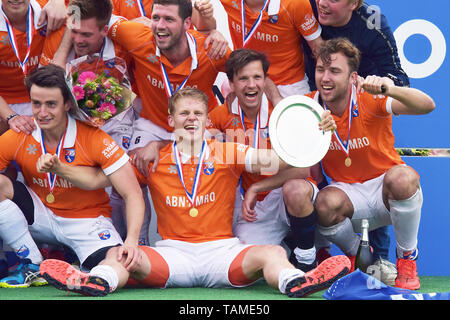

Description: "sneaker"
288 251 317 273
285 255 351 298
347 255 356 272
373 257 397 286
395 258 420 290
0 259 48 288
40 259 109 297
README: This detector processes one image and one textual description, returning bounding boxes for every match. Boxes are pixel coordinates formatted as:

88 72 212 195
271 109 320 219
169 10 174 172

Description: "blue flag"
323 270 450 300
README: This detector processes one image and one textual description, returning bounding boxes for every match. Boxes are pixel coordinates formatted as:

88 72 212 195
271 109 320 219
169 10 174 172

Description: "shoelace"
397 260 417 277
23 270 40 284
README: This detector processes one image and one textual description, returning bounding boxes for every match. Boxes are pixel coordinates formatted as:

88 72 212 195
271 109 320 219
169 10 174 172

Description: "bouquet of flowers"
66 54 136 127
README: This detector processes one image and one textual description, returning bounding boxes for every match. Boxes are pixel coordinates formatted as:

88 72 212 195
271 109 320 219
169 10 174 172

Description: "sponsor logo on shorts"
16 245 30 259
122 136 131 150
98 230 111 240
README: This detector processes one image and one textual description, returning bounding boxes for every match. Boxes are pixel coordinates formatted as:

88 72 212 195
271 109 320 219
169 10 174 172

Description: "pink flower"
102 79 112 89
99 102 116 115
72 86 85 100
78 71 97 84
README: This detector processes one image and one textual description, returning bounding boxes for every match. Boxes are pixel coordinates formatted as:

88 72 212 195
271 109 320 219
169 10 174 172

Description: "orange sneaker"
347 255 356 272
395 258 420 290
285 255 351 298
40 259 109 297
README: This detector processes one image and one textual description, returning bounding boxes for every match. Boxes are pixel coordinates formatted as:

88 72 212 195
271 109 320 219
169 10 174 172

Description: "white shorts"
10 102 32 116
329 173 392 233
25 185 123 265
129 117 174 150
232 181 319 245
277 76 311 98
151 238 253 288
100 106 135 151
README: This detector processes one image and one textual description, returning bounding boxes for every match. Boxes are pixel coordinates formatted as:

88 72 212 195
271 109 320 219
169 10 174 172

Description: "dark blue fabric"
323 270 450 300
304 2 410 90
369 226 390 260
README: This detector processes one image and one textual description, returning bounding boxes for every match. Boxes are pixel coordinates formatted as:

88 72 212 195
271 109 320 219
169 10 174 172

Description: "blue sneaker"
0 259 47 288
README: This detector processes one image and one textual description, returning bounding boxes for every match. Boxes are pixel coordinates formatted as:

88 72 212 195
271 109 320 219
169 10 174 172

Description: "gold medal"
46 193 55 204
189 207 198 217
345 156 352 167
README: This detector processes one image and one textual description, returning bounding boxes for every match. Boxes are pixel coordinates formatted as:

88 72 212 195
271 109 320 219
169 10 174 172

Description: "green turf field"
0 276 449 301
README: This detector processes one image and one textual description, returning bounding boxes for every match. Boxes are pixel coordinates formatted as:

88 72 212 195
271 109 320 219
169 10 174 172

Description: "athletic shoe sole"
40 259 109 297
286 255 351 298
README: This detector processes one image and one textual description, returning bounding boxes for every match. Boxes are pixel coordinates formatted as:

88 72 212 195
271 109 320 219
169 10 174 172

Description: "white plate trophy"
269 95 332 168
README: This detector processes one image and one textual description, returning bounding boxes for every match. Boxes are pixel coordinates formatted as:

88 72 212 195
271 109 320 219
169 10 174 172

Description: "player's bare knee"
384 166 420 199
315 189 349 227
282 179 312 204
261 245 288 266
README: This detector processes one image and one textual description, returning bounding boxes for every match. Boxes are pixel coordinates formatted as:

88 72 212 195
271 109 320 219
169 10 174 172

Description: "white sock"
389 187 423 257
318 218 360 256
278 268 304 294
293 247 316 264
0 200 43 264
90 264 119 293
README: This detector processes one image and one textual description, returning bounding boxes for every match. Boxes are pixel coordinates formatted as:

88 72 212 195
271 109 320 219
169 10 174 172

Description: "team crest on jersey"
352 105 360 117
269 15 278 24
16 245 30 259
122 136 131 150
203 161 214 175
260 127 270 139
104 58 116 68
65 148 76 163
98 230 111 240
39 26 47 37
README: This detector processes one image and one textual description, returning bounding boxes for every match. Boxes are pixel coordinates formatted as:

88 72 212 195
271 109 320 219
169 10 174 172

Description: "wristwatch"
5 113 18 124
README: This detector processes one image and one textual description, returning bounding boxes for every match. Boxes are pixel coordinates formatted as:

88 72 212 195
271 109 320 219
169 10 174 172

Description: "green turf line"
0 277 449 301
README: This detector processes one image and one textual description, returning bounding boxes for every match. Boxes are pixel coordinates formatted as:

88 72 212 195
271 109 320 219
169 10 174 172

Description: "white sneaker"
373 257 397 286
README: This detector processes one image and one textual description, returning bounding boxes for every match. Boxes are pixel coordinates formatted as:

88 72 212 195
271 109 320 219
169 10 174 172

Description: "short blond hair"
168 88 209 115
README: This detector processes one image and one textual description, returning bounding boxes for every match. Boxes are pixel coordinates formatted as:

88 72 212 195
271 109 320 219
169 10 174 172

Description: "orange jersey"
0 115 129 219
134 140 250 242
108 18 229 131
0 0 50 104
208 96 316 201
220 0 321 85
111 0 194 30
112 0 154 18
306 88 405 183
